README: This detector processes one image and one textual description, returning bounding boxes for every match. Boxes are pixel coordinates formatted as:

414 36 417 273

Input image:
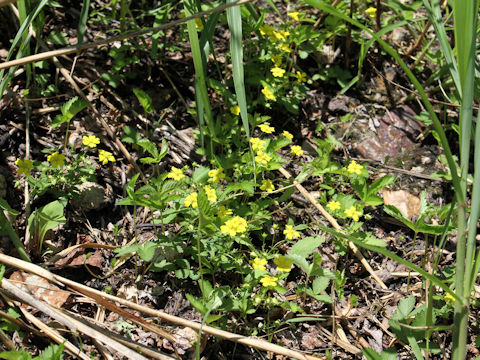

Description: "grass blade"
77 0 90 45
226 0 249 139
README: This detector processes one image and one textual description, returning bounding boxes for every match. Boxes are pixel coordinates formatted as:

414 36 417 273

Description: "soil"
0 2 477 359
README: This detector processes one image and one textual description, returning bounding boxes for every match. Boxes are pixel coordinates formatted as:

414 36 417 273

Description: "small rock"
70 182 109 211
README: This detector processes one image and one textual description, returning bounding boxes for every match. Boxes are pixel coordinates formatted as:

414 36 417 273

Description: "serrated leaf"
122 125 142 144
289 236 324 257
312 276 330 294
392 295 416 321
133 88 154 114
193 166 210 183
137 138 159 158
52 96 89 129
138 241 158 262
224 181 255 195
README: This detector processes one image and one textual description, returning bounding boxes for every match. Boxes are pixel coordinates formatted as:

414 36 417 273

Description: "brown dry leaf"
382 190 420 220
53 248 104 269
8 271 71 308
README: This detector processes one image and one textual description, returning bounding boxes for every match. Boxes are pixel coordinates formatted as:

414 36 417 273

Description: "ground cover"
0 0 479 359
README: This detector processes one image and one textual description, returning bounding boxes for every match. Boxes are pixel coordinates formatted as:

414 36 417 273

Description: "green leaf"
35 343 64 360
289 236 324 257
312 276 330 294
122 125 142 144
28 200 66 250
224 181 255 195
193 166 210 183
0 349 32 360
392 296 416 321
133 88 154 114
383 205 416 231
52 97 89 129
0 199 19 217
137 138 159 158
137 241 158 262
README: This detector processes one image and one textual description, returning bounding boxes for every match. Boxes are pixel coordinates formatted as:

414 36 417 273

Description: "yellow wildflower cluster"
15 158 33 176
208 168 225 183
83 135 100 148
251 257 267 271
220 216 248 236
259 123 275 134
47 152 66 168
347 160 363 175
184 192 198 209
217 206 233 217
255 151 272 167
250 137 266 152
326 200 341 212
204 185 217 203
271 67 285 78
98 149 115 165
282 130 293 141
260 275 278 287
230 105 240 115
296 71 307 83
344 205 362 222
167 166 186 181
261 86 276 101
260 179 275 193
290 145 303 156
365 7 377 18
284 224 300 240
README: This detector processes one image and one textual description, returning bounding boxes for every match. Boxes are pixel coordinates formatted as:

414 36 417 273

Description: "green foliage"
28 199 67 253
51 97 90 129
0 343 64 360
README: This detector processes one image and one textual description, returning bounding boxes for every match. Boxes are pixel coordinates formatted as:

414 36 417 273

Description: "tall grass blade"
78 0 90 45
422 0 460 96
226 0 249 139
184 0 214 151
0 0 48 97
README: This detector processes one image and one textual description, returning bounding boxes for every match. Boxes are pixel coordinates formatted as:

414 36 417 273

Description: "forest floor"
0 1 478 359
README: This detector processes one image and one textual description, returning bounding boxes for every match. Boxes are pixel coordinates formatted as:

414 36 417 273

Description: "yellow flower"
345 206 362 222
204 185 217 203
290 145 304 156
282 130 293 141
271 67 285 78
47 152 65 168
250 137 266 152
259 24 275 36
444 291 456 305
288 12 301 21
261 86 276 101
259 123 275 134
283 224 300 240
167 166 186 181
15 158 33 176
220 216 248 236
365 7 377 18
273 30 289 40
208 168 225 183
274 256 293 272
326 200 341 212
230 105 240 115
296 71 307 83
217 205 233 217
82 135 100 148
255 151 272 167
260 179 275 193
260 275 278 288
195 17 204 30
251 258 267 271
98 149 115 165
279 43 291 53
347 160 363 175
184 192 198 209
271 54 282 66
